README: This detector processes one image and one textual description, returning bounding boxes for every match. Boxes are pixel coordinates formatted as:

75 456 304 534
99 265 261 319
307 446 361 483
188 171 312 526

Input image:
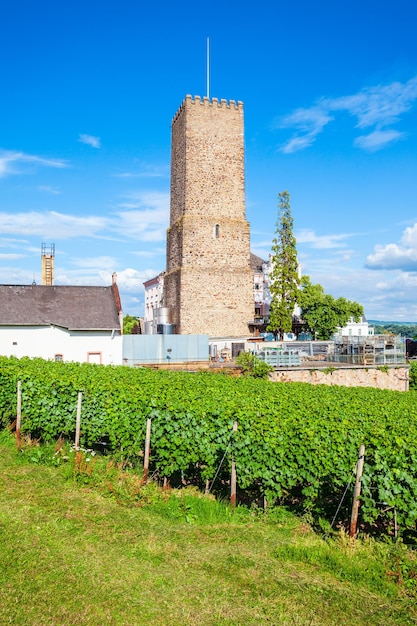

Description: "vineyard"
1 355 417 534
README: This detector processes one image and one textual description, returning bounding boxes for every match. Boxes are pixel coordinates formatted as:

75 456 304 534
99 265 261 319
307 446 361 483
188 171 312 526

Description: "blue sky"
1 0 417 321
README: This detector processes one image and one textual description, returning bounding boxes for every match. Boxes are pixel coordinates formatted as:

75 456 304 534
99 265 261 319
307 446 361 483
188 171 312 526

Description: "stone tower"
164 94 253 336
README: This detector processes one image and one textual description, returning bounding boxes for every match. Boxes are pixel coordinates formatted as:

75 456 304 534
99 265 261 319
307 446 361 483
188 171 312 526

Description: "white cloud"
114 191 170 242
53 271 108 286
115 211 168 242
296 228 352 249
278 107 333 154
0 237 29 247
38 185 61 195
365 223 417 272
328 77 417 128
0 253 26 260
0 193 169 243
116 190 169 210
401 223 417 247
109 267 156 292
278 75 417 153
301 265 417 320
0 150 68 177
0 266 37 284
0 210 109 239
366 243 417 271
130 247 166 257
354 129 404 151
78 134 101 148
114 164 168 178
71 256 117 270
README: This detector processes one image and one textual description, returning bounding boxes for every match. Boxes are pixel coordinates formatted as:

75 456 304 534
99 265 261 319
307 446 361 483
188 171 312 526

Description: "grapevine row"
1 356 417 530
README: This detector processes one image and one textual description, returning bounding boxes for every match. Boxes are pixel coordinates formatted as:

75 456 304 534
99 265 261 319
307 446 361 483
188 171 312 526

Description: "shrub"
235 351 273 379
409 361 417 390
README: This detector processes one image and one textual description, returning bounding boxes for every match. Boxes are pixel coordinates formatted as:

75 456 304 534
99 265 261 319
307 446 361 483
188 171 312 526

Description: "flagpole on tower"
206 37 210 99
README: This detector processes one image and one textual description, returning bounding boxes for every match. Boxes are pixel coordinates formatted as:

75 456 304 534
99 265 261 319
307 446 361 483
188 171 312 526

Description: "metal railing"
258 350 301 367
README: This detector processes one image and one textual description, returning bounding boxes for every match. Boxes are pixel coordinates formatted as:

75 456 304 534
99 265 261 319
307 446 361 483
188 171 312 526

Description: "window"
214 223 220 238
232 343 245 358
88 352 102 365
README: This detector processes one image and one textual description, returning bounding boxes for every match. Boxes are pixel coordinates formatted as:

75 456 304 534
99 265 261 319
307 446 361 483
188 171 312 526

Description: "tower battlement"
172 94 244 123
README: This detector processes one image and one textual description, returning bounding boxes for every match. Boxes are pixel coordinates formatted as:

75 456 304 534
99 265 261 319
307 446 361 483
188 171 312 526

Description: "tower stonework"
164 94 253 336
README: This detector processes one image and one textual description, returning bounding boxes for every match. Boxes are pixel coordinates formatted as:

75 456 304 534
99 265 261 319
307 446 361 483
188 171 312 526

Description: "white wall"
144 274 164 326
0 325 123 365
123 334 209 365
335 317 374 337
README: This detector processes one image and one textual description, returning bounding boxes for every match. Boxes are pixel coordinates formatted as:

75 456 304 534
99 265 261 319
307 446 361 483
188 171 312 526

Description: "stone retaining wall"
269 365 409 392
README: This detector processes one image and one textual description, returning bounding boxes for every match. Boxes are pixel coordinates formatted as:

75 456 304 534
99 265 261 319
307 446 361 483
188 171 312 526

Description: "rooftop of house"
250 253 265 271
0 284 122 331
143 271 165 289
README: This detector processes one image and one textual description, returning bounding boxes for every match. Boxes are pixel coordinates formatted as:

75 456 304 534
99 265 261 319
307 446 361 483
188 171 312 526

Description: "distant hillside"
369 320 417 325
369 321 417 339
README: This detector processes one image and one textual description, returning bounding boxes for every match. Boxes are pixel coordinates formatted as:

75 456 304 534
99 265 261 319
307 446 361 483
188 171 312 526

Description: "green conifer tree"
267 191 300 340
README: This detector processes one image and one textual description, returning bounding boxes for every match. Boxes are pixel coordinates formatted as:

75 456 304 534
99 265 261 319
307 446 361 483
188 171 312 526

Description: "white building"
143 272 165 333
251 253 270 319
0 278 123 365
334 316 374 338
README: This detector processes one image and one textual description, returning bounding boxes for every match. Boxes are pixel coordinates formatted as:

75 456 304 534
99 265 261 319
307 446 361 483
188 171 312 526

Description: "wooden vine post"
75 391 82 450
16 380 22 450
143 417 152 483
350 444 365 538
230 421 238 508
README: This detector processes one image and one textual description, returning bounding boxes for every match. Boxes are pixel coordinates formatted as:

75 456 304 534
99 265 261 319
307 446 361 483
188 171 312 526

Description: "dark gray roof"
250 252 265 271
0 284 122 331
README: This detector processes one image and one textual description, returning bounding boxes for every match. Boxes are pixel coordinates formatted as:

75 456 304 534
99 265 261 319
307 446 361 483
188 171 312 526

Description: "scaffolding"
332 334 406 365
41 243 55 286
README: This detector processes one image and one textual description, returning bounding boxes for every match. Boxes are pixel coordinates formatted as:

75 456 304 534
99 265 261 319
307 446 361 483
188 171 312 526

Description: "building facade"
163 95 253 337
251 253 269 319
143 272 165 333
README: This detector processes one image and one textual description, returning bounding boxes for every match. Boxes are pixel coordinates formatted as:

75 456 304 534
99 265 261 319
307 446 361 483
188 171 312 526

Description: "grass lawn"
0 435 416 625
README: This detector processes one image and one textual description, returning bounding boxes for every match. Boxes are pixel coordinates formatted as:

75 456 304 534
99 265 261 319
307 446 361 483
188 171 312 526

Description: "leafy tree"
298 276 363 340
235 351 273 379
267 191 300 340
123 315 140 334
